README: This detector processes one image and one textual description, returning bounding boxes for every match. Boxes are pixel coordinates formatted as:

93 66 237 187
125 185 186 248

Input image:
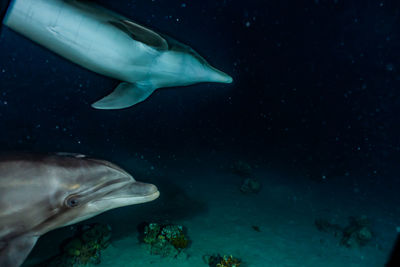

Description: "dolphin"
2 0 233 109
0 152 160 267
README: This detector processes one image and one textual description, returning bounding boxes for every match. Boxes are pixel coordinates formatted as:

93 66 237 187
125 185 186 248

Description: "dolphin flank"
2 0 233 109
0 152 160 267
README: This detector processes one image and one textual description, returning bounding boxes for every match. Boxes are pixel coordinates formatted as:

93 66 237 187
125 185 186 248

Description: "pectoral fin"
91 82 156 110
0 235 38 267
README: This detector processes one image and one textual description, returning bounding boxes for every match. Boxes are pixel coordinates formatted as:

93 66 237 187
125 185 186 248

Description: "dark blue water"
1 1 400 266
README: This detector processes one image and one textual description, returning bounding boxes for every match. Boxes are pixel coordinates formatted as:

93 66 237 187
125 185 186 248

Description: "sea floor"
24 150 399 267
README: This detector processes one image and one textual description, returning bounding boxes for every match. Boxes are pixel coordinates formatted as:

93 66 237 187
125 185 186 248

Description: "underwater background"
1 0 400 266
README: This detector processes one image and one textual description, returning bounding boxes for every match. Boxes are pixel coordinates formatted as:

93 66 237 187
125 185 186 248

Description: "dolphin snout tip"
208 67 233 84
224 75 233 84
217 73 233 84
147 184 160 201
153 189 160 199
148 184 159 195
133 182 160 199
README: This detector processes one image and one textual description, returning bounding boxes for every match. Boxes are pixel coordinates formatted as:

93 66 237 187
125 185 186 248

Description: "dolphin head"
152 36 233 87
180 47 233 84
0 153 159 267
0 153 159 236
52 157 160 228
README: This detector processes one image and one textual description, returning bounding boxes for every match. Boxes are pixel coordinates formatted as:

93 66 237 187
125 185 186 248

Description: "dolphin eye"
65 196 80 208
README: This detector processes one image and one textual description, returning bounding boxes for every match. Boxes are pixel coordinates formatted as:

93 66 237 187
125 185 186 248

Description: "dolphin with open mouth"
1 0 233 109
0 152 160 267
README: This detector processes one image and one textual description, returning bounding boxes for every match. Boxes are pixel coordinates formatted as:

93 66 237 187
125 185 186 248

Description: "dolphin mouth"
98 181 160 202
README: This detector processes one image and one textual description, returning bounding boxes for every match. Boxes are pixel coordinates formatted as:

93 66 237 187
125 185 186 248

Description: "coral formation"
41 223 111 266
142 222 189 257
341 216 373 247
240 177 261 194
204 254 242 267
315 216 373 247
231 160 261 194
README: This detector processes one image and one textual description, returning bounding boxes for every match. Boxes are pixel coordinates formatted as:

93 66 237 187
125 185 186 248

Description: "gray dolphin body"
0 153 160 267
2 0 232 109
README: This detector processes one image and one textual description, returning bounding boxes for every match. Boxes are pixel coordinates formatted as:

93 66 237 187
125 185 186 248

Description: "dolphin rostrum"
0 152 160 267
2 0 233 109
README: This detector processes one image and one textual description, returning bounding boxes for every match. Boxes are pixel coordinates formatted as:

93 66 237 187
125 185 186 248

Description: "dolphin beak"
93 181 160 209
117 181 160 203
207 65 233 84
127 182 160 202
